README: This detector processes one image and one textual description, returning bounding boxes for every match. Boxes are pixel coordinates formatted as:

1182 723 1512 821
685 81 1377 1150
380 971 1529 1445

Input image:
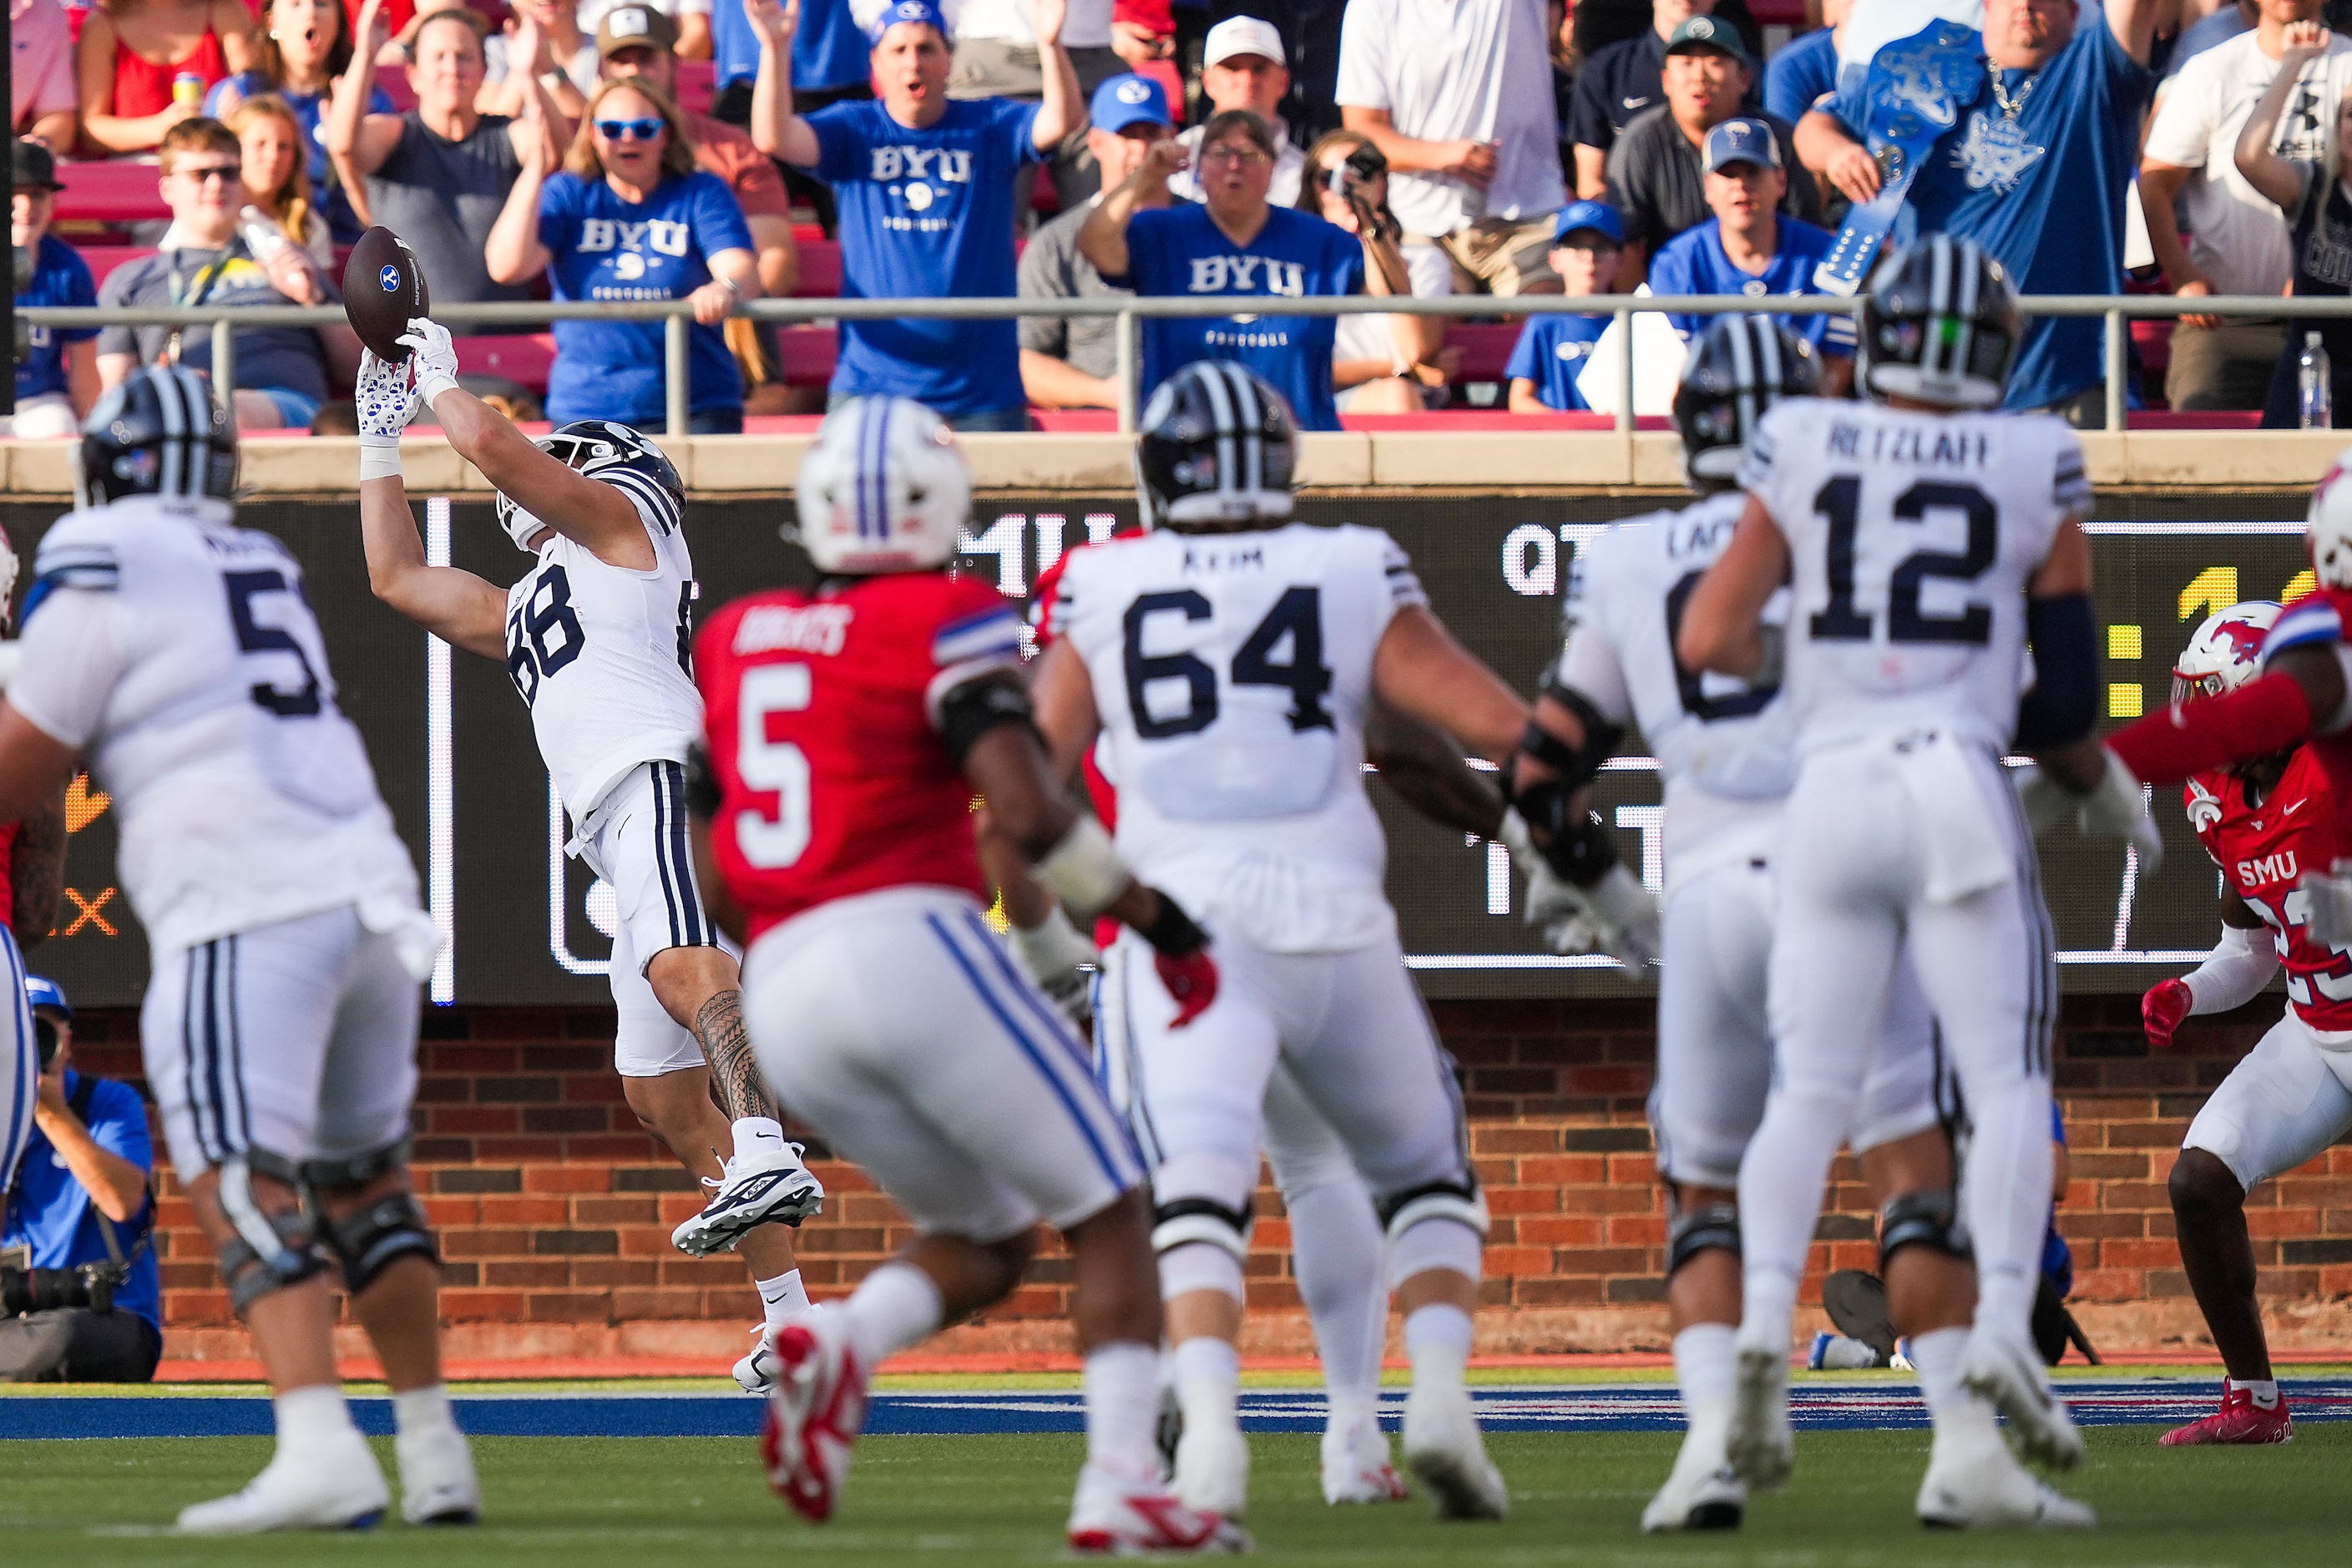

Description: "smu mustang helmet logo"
2215 615 2270 668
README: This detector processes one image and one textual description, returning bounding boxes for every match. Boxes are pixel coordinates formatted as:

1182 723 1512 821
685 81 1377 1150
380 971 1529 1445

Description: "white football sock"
1672 1323 1737 1420
275 1383 360 1456
756 1268 812 1330
1960 1078 2054 1340
1287 1181 1388 1420
391 1383 458 1437
731 1116 787 1160
1171 1333 1241 1435
1084 1339 1164 1481
2240 1378 2279 1408
842 1261 943 1368
1908 1326 1997 1444
1403 1302 1473 1389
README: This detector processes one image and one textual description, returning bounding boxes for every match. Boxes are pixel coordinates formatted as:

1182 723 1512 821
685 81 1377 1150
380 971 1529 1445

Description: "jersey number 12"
1807 477 1997 646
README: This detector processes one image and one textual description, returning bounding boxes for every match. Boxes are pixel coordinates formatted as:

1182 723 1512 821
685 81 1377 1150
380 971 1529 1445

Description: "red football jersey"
0 819 22 935
2188 744 2352 1039
1029 545 1125 948
2260 584 2352 847
695 572 1024 942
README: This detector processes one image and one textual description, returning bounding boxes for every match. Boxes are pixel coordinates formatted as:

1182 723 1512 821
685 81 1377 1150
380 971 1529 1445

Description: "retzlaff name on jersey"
2190 746 2352 1041
695 573 1022 941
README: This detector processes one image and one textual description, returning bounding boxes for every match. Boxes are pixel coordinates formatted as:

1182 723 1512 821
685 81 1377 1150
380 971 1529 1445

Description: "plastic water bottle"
2301 331 2333 429
238 205 287 261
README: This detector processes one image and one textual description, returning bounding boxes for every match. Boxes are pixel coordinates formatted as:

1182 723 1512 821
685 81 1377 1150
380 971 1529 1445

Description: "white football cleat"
1918 1433 2096 1530
1960 1331 2083 1471
1400 1382 1507 1520
1067 1464 1252 1555
1725 1339 1793 1493
759 1310 868 1523
1641 1405 1744 1532
1320 1409 1408 1505
1171 1412 1251 1518
395 1422 481 1525
736 1323 781 1396
673 1145 825 1256
177 1431 390 1535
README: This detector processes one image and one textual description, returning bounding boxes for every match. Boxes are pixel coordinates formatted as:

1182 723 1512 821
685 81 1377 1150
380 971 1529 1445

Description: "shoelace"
701 1141 812 1191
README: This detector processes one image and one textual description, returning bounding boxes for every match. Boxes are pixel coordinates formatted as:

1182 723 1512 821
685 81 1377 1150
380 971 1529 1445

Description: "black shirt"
1602 105 1823 253
1565 6 1768 156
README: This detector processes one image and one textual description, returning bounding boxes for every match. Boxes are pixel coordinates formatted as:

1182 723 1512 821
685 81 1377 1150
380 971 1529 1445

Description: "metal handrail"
29 291 2344 437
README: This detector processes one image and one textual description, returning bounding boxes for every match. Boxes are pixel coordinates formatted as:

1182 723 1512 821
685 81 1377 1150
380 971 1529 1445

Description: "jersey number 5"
224 569 324 717
1122 586 1335 739
1808 477 1997 646
732 664 813 869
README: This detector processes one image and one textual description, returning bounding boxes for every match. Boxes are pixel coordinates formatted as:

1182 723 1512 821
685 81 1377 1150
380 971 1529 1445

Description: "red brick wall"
60 990 2349 1360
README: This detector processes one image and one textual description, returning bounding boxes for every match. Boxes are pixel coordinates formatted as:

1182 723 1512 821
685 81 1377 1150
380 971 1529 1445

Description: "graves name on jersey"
694 572 1024 940
2189 745 2352 1040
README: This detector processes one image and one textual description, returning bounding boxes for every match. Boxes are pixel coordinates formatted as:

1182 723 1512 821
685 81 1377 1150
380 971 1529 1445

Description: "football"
341 225 430 362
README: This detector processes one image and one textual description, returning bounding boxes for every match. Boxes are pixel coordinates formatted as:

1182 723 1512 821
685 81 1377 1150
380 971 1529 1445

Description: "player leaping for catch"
1677 235 2159 1528
2138 601 2327 1448
689 396 1241 1553
0 367 476 1531
352 319 823 1394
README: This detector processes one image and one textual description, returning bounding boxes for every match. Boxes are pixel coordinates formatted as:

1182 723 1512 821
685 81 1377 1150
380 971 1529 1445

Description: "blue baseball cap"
867 0 948 45
1090 73 1171 134
1704 118 1782 174
25 974 68 1019
1552 199 1624 245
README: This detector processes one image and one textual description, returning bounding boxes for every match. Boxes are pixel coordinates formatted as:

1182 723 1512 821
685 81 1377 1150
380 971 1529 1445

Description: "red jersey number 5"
736 664 813 868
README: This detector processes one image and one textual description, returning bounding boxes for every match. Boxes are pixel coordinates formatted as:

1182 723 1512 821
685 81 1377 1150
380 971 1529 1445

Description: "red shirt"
0 820 21 934
695 572 1023 942
2189 744 2352 1039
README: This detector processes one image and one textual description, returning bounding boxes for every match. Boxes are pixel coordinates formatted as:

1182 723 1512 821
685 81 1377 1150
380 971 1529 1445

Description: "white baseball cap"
1205 15 1284 66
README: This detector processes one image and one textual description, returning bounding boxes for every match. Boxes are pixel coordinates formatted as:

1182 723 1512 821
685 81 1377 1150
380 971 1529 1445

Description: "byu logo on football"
379 264 401 292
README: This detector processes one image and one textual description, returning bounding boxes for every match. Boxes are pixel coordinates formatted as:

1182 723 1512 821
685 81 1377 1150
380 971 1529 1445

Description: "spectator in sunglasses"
487 76 764 432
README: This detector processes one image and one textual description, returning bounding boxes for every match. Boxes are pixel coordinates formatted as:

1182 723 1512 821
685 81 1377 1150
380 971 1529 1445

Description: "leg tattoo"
696 988 781 1123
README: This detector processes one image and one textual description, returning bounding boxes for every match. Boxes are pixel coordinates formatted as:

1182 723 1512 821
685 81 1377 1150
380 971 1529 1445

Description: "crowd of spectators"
23 0 2352 433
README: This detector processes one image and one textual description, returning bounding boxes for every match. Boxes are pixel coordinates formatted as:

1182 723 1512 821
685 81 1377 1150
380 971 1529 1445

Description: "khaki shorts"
1431 215 1565 298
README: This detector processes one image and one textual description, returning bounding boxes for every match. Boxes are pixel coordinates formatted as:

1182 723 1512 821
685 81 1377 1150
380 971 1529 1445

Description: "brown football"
342 225 430 362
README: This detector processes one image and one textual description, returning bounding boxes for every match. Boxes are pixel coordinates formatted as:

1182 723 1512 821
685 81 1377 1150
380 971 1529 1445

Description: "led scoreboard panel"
3 493 2313 1004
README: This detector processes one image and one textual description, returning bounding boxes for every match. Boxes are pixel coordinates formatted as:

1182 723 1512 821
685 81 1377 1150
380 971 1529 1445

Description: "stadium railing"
25 292 2349 438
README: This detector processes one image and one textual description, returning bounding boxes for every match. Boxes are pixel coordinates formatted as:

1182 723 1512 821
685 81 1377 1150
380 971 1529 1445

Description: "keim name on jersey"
734 601 853 656
1825 419 1989 468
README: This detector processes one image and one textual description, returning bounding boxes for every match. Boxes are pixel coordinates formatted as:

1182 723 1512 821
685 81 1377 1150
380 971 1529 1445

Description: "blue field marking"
7 1378 2351 1441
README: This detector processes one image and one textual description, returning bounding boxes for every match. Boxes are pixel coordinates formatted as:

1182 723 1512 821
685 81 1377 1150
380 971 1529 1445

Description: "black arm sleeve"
2014 592 2100 752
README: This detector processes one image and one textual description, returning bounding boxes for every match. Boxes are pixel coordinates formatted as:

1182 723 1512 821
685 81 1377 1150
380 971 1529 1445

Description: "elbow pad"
2014 593 2099 751
2183 922 2279 1014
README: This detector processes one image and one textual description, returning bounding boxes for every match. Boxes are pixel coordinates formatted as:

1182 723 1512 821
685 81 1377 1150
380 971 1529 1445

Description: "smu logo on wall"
1185 256 1306 296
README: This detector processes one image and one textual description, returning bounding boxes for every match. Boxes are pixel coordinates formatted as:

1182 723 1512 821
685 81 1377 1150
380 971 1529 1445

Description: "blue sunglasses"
594 115 665 141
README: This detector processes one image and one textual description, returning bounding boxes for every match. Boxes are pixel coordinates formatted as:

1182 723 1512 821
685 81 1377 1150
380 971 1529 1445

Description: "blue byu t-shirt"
1646 216 1858 357
1505 313 1609 411
716 0 868 93
3 1073 159 1330
811 96 1041 416
1109 204 1363 432
17 235 96 403
1765 26 1841 124
1829 7 2153 410
539 169 755 425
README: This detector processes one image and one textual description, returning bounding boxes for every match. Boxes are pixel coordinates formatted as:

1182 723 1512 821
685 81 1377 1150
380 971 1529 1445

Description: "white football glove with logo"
399 316 463 408
1009 905 1097 1025
2015 750 2163 871
354 347 418 481
1504 809 1661 970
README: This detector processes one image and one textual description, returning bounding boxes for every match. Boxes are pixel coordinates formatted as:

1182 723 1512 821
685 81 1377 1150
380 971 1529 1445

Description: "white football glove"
354 347 418 480
1504 808 1662 970
1009 905 1097 1025
2015 750 2164 871
399 316 462 407
2301 866 2352 948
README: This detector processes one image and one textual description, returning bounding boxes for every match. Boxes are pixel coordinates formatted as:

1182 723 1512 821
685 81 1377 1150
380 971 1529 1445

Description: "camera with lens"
1 1258 126 1317
1325 144 1401 242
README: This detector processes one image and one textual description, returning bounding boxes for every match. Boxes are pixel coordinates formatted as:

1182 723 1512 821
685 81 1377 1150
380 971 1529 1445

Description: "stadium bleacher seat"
776 323 837 387
54 160 169 228
76 245 156 286
792 239 841 297
675 58 716 116
454 333 559 393
1447 323 1520 385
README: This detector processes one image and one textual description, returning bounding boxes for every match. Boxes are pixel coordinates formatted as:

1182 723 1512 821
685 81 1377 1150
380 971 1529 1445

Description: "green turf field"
1 1426 2342 1564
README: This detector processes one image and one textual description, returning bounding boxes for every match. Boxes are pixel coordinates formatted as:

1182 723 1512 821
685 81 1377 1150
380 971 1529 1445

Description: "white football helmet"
792 397 970 574
2312 452 2352 591
2172 600 2282 706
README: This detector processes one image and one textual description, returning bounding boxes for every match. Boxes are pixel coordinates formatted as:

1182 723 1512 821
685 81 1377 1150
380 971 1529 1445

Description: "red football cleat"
1067 1465 1251 1555
2158 1379 2293 1447
758 1312 870 1521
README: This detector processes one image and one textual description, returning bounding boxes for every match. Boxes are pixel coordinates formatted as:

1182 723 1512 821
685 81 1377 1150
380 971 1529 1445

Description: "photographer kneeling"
1 978 160 1383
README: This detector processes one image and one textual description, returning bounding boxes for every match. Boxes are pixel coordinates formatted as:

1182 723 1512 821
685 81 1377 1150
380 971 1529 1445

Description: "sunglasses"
594 116 665 141
175 163 245 183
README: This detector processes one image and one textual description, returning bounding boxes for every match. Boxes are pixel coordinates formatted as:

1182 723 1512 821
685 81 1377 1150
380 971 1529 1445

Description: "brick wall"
59 990 2352 1363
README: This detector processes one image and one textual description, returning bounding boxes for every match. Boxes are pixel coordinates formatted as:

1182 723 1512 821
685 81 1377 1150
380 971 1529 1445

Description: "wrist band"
358 438 402 482
1034 815 1130 919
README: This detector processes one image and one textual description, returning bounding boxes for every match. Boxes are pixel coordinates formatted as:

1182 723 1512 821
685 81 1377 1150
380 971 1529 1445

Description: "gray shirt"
1018 196 1150 382
365 111 533 306
96 244 330 403
1603 105 1821 254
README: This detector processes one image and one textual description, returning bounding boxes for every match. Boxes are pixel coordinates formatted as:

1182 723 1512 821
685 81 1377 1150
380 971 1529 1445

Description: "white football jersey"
1738 397 2090 756
9 496 425 954
1558 491 1794 883
1051 523 1424 953
504 492 704 823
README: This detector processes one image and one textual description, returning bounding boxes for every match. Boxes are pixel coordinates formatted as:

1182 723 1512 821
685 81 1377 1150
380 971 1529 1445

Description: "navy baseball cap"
1090 73 1171 134
1665 14 1748 65
867 0 949 45
25 975 68 1019
1704 118 1782 174
1552 199 1624 245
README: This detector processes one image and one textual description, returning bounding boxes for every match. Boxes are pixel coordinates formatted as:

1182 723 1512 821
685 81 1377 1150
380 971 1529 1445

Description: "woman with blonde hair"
1296 128 1456 413
230 94 335 268
486 77 764 432
210 0 394 236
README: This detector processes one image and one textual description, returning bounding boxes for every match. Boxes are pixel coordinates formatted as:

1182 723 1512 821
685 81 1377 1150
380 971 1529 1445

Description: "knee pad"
1387 1212 1483 1291
1150 1150 1257 1260
301 1138 412 1193
324 1191 441 1297
1375 1177 1490 1243
1158 1238 1247 1302
215 1151 331 1315
1151 1196 1254 1262
1879 1188 1970 1272
1667 1201 1742 1277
